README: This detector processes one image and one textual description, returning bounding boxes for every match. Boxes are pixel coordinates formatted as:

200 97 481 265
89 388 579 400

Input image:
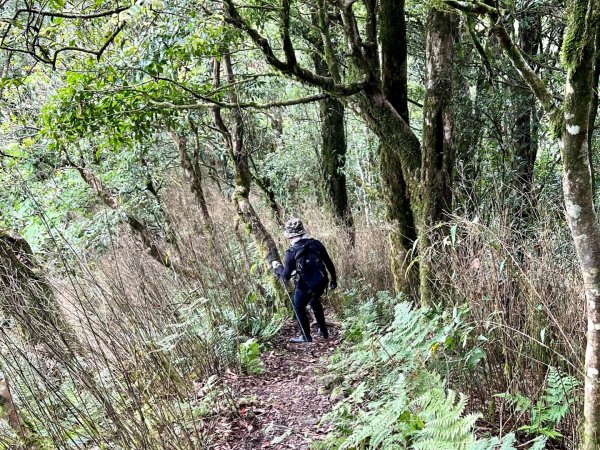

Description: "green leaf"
450 223 457 245
465 347 486 370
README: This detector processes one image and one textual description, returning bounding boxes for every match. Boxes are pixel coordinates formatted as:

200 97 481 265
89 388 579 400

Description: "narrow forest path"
215 322 340 449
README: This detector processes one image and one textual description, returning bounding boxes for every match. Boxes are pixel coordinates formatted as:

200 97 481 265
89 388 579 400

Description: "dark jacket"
276 238 337 291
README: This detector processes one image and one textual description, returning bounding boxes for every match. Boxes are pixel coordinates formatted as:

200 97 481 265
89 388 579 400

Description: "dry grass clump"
423 207 583 444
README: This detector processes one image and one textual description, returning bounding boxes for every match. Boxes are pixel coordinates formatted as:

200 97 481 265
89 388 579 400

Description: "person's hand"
330 280 337 290
271 260 282 270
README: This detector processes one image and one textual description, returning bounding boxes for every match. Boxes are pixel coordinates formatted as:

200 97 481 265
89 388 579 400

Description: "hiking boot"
289 335 312 344
320 330 329 339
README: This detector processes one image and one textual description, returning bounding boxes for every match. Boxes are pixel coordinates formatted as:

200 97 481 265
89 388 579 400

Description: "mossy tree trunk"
563 58 600 450
0 233 77 348
319 91 354 241
419 8 459 304
355 91 421 298
212 56 282 269
588 29 600 198
311 6 354 241
168 129 212 226
557 7 600 446
378 0 419 297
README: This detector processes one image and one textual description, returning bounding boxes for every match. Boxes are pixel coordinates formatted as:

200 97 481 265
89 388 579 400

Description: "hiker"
272 218 337 344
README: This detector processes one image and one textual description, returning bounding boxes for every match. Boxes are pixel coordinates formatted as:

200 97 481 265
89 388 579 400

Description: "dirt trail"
217 322 339 449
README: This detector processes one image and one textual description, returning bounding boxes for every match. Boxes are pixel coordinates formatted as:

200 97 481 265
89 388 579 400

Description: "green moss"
561 0 591 70
550 109 566 139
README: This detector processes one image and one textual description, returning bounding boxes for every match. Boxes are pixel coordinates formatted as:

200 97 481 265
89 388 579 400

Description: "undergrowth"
0 221 284 449
313 292 551 450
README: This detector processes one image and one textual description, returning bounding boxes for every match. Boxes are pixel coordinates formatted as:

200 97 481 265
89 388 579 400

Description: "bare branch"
146 93 330 111
13 5 130 20
223 0 367 95
491 23 557 115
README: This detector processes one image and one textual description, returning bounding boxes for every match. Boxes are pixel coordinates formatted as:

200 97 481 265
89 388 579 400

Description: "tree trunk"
0 233 78 348
354 90 421 298
319 96 354 240
559 21 600 450
455 74 486 215
311 14 355 241
250 169 284 226
212 56 282 269
168 130 212 225
0 377 26 442
511 9 541 226
419 7 459 305
588 29 600 198
540 3 599 447
378 0 419 297
74 164 179 270
380 0 409 122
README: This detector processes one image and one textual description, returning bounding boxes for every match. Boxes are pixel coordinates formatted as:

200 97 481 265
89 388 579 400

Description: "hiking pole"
277 277 310 343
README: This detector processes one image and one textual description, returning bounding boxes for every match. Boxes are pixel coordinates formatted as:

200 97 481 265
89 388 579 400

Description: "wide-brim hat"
283 217 306 238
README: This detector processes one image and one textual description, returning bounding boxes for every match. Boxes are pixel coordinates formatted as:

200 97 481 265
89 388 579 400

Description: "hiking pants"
293 286 327 339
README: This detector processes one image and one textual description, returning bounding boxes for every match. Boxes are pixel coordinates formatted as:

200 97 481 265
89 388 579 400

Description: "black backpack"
294 239 327 290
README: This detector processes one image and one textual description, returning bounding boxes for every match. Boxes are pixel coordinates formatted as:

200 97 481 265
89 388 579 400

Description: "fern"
239 338 265 374
468 433 518 450
315 297 514 450
495 367 579 440
413 389 480 450
314 295 553 450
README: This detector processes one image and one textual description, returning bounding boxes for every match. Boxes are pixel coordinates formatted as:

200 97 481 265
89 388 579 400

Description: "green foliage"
239 338 265 375
468 434 547 450
314 293 516 450
238 292 284 342
495 367 580 439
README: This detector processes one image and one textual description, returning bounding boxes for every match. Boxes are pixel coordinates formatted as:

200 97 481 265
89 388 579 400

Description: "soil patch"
215 322 340 449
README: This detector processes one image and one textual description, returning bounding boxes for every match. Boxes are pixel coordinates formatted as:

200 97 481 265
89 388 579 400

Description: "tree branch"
223 0 367 95
316 0 341 81
146 93 330 110
446 0 558 116
337 0 370 73
445 0 497 15
280 0 297 67
466 15 494 84
491 22 557 115
13 5 130 20
223 0 290 72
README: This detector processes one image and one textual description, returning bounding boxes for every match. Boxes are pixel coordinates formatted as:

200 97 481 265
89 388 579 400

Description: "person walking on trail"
272 218 337 344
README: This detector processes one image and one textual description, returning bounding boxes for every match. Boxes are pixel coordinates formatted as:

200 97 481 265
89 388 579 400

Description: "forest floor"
214 322 340 450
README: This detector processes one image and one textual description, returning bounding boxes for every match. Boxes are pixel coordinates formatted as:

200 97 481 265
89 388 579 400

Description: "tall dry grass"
0 178 392 449
423 203 583 446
